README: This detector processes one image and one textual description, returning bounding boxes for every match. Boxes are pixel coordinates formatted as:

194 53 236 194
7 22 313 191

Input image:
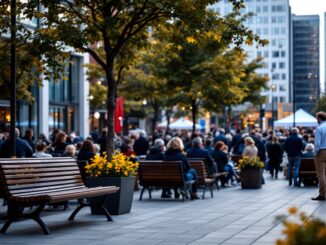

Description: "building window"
257 28 262 35
281 51 286 57
272 62 277 69
279 85 286 91
272 73 280 80
264 51 269 57
272 28 279 35
280 96 286 103
263 28 269 35
272 5 286 12
279 62 285 69
272 39 277 46
272 96 278 103
263 6 268 12
282 74 286 80
272 51 280 57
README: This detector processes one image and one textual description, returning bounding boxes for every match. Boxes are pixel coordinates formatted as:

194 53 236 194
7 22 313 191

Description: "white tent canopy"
274 109 318 128
158 118 203 130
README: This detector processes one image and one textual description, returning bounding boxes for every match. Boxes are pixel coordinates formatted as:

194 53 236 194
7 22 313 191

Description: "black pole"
10 0 17 158
293 80 296 127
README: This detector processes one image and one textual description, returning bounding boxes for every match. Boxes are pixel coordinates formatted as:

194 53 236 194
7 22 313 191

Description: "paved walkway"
1 174 326 245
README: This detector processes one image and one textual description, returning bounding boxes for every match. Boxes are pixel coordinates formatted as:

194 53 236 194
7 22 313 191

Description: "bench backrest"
0 158 84 200
138 161 186 187
188 160 210 185
299 158 316 173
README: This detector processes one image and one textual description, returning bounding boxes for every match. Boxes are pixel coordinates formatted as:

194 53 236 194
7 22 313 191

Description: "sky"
289 0 326 92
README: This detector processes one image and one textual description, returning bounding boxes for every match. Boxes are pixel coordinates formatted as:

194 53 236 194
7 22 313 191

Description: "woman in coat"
163 137 200 200
211 141 240 186
267 136 283 179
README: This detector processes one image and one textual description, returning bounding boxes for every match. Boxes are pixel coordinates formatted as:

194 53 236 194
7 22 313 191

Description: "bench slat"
2 170 82 180
2 166 79 174
13 186 86 196
6 179 84 191
1 162 78 169
14 186 113 198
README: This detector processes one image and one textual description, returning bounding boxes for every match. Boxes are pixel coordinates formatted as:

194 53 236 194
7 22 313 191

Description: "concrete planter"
241 167 263 189
87 176 135 215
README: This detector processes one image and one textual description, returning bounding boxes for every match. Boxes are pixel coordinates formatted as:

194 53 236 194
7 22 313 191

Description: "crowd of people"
0 121 319 199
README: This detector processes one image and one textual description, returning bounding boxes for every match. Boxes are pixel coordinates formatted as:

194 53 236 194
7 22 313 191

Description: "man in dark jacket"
284 127 304 186
146 139 165 160
0 128 33 158
187 137 217 175
22 128 36 152
133 132 149 156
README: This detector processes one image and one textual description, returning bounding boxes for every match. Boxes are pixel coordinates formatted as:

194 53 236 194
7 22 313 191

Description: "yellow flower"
186 36 196 44
288 207 297 215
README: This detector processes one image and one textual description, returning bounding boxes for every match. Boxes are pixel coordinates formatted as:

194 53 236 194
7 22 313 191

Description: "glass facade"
293 15 320 113
49 56 80 134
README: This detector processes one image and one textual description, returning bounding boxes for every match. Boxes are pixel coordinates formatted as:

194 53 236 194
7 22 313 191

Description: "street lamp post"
10 0 17 158
293 80 296 127
271 84 276 131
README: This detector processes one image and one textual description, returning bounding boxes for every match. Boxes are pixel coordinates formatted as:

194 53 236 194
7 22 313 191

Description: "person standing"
267 136 283 179
284 127 304 187
312 112 326 201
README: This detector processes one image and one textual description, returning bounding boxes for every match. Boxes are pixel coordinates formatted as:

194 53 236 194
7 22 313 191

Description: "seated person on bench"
164 137 200 200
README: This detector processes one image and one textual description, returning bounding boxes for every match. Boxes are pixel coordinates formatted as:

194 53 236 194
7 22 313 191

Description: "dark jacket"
231 133 242 148
0 138 33 158
186 146 215 169
284 134 304 158
214 134 228 146
21 136 36 152
53 141 68 155
133 137 149 156
211 149 228 173
251 136 266 162
267 143 283 163
77 150 95 162
146 147 164 160
163 149 191 174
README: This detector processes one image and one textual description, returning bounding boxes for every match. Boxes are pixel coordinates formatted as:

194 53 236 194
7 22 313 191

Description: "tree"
25 0 243 158
147 9 268 132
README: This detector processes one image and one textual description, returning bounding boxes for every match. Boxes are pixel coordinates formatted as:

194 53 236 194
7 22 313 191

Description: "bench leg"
33 217 50 235
202 184 208 199
139 187 146 201
100 195 113 222
148 188 152 199
1 202 48 235
0 219 12 234
68 199 87 221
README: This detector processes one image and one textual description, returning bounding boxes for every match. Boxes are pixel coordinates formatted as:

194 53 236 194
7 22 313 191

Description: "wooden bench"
138 161 195 201
188 157 228 189
298 158 318 186
0 158 119 235
188 160 215 199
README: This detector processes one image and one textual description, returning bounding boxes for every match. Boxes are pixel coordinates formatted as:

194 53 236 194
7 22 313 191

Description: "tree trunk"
226 106 232 133
151 102 159 137
105 65 117 160
191 100 197 133
166 109 171 133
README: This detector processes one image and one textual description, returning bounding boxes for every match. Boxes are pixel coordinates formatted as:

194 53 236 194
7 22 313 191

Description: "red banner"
114 97 124 133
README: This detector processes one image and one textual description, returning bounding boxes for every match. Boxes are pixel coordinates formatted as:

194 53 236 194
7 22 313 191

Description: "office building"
0 17 89 138
292 15 320 113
